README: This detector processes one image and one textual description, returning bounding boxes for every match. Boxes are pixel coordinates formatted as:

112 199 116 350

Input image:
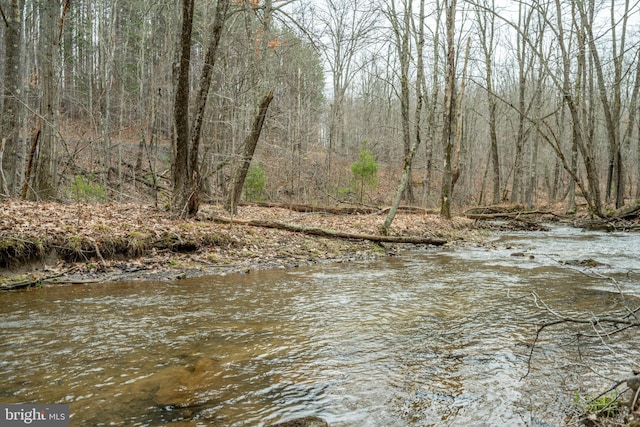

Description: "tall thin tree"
0 0 24 196
32 0 62 200
440 0 457 218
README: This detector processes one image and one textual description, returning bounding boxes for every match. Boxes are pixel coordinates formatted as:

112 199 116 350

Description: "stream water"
1 225 639 426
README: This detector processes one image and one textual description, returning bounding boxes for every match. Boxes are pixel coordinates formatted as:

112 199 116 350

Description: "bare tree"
224 0 276 214
626 47 640 201
474 0 500 205
382 0 428 233
574 0 629 209
440 0 457 218
485 0 605 215
173 0 229 216
524 13 549 210
31 0 62 200
423 0 443 204
560 0 603 216
386 0 415 203
225 90 274 214
0 0 23 197
510 2 533 205
450 36 470 194
172 0 195 215
315 0 378 174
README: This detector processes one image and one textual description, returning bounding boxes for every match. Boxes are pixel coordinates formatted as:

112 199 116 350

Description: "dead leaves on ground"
1 201 484 285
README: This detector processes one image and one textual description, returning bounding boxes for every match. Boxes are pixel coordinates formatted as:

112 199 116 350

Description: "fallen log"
241 201 434 216
464 209 553 220
209 216 447 246
610 199 640 219
0 271 67 291
241 201 379 215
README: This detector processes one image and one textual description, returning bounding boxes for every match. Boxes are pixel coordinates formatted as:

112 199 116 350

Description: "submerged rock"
561 258 606 268
267 416 330 427
128 358 222 408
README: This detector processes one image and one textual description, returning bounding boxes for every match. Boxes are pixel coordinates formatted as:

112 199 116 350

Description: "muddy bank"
1 201 487 289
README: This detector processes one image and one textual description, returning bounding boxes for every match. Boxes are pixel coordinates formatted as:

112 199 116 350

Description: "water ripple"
0 227 638 425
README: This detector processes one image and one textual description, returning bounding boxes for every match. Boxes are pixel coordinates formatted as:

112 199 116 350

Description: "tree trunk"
0 0 24 197
384 0 425 235
556 0 602 217
33 0 61 200
172 0 195 216
577 0 623 208
186 0 229 215
225 91 274 214
525 17 546 210
511 3 531 205
440 0 457 219
637 127 640 200
382 129 423 234
476 0 500 205
21 123 41 200
423 1 442 205
391 0 414 204
624 44 640 200
526 132 539 209
451 36 470 193
566 107 578 214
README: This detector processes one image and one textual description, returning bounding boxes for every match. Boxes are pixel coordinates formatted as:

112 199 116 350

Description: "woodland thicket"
1 0 639 219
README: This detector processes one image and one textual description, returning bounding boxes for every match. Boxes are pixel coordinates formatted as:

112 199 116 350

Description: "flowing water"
1 226 639 426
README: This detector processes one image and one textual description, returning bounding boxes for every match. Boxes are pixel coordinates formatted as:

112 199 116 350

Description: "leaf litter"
1 201 487 289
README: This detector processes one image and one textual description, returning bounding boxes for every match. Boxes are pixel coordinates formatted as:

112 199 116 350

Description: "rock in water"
267 416 329 427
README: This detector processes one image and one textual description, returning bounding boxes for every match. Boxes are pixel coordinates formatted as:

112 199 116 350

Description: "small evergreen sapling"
350 145 378 203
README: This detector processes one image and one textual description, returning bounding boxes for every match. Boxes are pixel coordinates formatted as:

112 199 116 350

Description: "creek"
1 225 639 426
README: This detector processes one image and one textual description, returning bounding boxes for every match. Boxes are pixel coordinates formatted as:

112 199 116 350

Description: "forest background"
1 0 640 221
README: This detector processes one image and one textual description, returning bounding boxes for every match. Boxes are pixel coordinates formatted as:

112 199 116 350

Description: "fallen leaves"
1 201 486 287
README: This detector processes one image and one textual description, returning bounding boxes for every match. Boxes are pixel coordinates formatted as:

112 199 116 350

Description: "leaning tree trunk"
382 0 428 234
382 130 423 234
186 0 229 215
225 91 274 214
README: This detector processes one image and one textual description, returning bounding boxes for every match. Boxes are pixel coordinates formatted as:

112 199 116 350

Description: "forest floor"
1 201 494 289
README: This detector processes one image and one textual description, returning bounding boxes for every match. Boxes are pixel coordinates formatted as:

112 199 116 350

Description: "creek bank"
5 201 639 290
1 201 487 290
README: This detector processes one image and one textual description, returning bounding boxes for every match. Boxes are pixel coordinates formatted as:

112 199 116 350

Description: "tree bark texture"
32 0 61 200
0 0 23 196
440 0 457 219
172 0 195 216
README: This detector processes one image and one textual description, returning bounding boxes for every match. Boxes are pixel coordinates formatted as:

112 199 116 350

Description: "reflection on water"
0 226 638 426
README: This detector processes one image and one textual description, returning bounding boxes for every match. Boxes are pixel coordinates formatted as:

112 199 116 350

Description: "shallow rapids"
1 225 638 426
